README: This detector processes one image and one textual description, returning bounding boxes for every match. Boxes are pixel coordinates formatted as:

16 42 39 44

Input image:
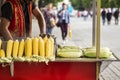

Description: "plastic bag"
69 26 72 39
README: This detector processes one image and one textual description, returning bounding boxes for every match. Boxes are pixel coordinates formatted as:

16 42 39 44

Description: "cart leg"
10 61 14 77
96 62 101 80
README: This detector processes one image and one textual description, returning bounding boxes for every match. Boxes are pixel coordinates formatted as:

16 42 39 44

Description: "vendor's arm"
32 7 46 34
0 18 13 40
0 3 13 40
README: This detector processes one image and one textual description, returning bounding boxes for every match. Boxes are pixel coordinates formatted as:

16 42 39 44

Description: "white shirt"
62 10 66 20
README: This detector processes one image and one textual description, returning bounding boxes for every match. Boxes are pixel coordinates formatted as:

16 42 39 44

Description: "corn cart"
0 0 119 80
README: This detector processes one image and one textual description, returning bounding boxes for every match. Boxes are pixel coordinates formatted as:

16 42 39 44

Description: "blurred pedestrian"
113 9 119 25
43 3 58 35
83 9 88 20
77 11 80 17
101 8 106 25
106 10 112 25
57 3 70 44
53 7 58 16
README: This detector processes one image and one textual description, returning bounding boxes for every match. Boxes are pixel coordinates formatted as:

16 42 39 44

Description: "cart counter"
0 57 118 80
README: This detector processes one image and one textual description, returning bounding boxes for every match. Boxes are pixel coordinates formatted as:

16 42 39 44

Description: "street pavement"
32 16 120 80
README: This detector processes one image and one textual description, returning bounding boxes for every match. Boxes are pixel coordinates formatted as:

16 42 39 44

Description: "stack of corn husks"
57 46 83 58
84 47 112 58
0 36 55 63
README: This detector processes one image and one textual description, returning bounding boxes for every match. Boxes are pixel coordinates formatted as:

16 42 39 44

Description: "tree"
70 0 93 10
70 0 80 9
38 0 63 8
82 0 93 9
101 0 109 8
116 0 120 8
101 0 117 8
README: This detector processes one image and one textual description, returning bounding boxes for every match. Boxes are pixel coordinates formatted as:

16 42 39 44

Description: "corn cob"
43 35 48 45
0 39 2 49
12 40 19 58
84 47 112 58
38 37 45 57
45 39 51 58
32 38 39 56
6 40 13 58
57 51 83 58
25 38 32 58
18 39 25 57
49 37 54 57
43 36 48 57
0 49 5 58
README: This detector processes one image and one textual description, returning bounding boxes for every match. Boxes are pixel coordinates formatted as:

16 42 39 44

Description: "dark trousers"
102 16 106 25
60 20 68 40
115 18 119 25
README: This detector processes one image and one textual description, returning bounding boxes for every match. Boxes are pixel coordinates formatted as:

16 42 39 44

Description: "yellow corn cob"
0 39 2 49
44 35 48 45
49 37 54 57
18 39 25 57
46 39 51 58
25 38 32 58
38 37 45 57
43 36 48 56
6 40 13 58
0 49 5 58
12 40 19 58
32 38 39 56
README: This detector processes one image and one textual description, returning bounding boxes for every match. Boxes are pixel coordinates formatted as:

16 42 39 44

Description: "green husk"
57 46 83 58
84 47 112 58
57 51 83 58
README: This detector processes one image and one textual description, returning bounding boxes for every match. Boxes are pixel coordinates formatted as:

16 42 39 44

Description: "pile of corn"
84 47 112 58
57 46 83 58
0 36 55 63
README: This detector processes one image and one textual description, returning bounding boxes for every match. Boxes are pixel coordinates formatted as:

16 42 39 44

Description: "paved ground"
32 16 120 80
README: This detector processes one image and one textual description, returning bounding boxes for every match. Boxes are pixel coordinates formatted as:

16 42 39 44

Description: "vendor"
0 0 46 40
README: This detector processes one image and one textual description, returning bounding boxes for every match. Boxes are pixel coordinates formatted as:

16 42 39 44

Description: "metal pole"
96 0 101 60
96 0 101 80
92 0 96 47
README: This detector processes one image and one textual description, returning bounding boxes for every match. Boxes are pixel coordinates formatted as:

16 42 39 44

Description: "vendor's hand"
39 33 46 38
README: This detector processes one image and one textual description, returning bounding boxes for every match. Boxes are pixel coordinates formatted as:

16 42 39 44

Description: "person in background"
113 9 119 25
101 8 106 25
83 9 88 20
43 3 58 35
58 3 70 44
106 10 112 25
77 11 80 17
53 7 58 16
0 0 46 40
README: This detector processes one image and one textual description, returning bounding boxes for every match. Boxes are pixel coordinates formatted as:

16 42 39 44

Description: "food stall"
0 0 119 80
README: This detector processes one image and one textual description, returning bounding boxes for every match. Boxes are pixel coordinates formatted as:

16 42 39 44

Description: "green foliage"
116 0 120 8
101 0 109 8
70 0 93 10
70 0 80 9
70 0 120 10
40 0 63 7
101 0 117 8
82 0 93 9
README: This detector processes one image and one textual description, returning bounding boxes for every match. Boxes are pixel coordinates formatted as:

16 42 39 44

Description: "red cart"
0 0 118 80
